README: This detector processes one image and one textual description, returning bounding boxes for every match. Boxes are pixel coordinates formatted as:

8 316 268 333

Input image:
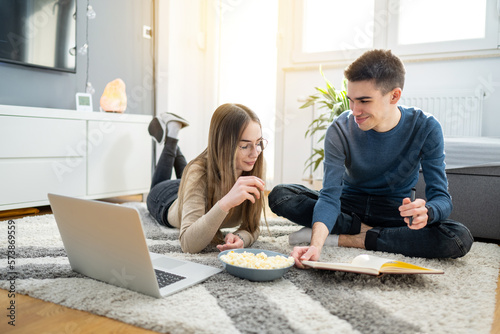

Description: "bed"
415 136 500 241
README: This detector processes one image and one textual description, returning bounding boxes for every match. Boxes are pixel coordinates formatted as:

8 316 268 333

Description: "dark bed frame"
416 166 500 241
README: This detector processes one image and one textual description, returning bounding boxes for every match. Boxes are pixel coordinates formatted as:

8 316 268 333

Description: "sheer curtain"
217 0 279 187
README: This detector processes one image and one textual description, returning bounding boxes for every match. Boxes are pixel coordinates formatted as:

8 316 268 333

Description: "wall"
155 0 219 162
0 0 153 115
276 58 500 186
217 0 278 186
403 57 500 137
156 0 280 182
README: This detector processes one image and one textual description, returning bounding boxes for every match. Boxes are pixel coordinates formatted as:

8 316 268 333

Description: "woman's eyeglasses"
238 139 268 154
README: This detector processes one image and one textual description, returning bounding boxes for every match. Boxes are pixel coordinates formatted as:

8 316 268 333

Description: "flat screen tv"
0 0 76 73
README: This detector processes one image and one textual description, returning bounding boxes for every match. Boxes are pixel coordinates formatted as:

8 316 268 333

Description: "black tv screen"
0 0 76 73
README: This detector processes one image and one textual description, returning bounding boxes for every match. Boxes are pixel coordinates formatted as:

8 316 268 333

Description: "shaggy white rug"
0 202 499 334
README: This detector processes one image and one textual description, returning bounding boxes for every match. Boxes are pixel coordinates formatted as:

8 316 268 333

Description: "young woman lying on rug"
146 103 267 253
268 49 474 268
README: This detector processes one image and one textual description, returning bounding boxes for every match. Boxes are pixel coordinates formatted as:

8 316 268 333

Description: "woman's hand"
216 233 244 251
218 176 265 212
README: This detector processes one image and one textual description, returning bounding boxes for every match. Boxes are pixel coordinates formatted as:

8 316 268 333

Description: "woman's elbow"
179 237 203 254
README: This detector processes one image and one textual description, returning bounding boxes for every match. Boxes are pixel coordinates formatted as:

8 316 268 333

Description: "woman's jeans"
268 184 473 259
147 137 187 227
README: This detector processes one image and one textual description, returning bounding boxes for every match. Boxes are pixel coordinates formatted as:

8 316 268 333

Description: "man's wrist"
310 222 329 251
425 205 434 223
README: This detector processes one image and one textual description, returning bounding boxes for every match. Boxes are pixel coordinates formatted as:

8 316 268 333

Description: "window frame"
386 0 499 56
292 0 500 64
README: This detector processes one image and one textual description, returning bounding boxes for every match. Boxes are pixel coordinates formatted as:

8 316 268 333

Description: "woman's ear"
390 88 402 104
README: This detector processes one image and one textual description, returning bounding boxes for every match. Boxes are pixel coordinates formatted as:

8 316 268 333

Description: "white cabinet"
0 105 152 210
87 120 152 196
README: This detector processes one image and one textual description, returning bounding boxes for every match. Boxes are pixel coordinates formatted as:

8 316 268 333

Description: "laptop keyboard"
154 269 186 288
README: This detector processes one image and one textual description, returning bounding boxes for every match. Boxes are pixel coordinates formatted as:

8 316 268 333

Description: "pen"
409 187 416 226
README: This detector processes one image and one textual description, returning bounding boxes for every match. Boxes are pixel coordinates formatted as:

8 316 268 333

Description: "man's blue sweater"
312 105 452 232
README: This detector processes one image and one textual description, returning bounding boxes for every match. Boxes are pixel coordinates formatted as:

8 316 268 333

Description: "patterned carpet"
1 202 499 334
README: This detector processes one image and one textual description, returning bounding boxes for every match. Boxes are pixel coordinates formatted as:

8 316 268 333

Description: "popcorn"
220 251 294 269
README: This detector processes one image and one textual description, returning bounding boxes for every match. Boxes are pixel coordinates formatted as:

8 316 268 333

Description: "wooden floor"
0 289 156 334
1 195 499 333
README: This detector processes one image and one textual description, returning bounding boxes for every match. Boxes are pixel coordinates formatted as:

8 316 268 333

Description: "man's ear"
389 88 402 104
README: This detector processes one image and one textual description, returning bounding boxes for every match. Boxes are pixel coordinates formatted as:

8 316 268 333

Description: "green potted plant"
300 67 350 174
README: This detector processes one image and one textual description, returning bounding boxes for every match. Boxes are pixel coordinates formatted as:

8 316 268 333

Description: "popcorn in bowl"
220 250 294 270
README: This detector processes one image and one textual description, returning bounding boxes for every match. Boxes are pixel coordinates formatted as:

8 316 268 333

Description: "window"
396 0 486 45
294 0 500 63
302 0 375 53
388 0 498 55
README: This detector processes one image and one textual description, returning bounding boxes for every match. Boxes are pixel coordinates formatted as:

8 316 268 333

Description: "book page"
301 260 380 275
302 254 444 275
380 261 444 274
350 254 392 271
353 255 444 274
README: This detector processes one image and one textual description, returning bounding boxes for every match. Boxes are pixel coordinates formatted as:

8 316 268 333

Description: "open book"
302 254 444 276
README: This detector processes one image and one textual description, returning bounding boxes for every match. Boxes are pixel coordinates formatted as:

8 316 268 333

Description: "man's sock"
324 234 339 247
288 227 312 245
288 227 339 246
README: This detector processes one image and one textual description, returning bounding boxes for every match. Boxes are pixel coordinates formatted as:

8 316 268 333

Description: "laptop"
47 193 222 298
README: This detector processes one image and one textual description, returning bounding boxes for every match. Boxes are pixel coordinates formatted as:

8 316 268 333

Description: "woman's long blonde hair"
177 103 266 240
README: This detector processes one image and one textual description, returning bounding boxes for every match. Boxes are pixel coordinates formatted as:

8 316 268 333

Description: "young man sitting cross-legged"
269 49 473 268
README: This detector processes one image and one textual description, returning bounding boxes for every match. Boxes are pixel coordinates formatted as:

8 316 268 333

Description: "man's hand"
216 233 244 251
290 222 329 269
291 245 321 269
399 197 428 230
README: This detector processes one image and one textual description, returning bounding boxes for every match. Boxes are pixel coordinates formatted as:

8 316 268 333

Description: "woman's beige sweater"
167 163 259 253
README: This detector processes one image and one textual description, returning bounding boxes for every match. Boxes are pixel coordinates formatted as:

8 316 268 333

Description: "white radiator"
399 89 485 137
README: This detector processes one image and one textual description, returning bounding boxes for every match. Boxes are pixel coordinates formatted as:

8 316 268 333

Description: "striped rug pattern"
1 202 499 334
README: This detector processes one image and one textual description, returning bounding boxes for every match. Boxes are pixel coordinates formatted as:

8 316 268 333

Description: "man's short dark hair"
344 49 406 94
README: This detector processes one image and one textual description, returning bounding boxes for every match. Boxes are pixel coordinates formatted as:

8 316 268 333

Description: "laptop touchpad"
152 257 186 270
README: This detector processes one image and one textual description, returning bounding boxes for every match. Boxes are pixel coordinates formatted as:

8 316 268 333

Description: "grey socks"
166 121 182 139
288 227 339 246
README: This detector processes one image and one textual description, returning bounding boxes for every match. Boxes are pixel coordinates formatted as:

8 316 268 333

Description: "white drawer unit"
0 158 86 206
0 105 152 210
87 120 152 196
